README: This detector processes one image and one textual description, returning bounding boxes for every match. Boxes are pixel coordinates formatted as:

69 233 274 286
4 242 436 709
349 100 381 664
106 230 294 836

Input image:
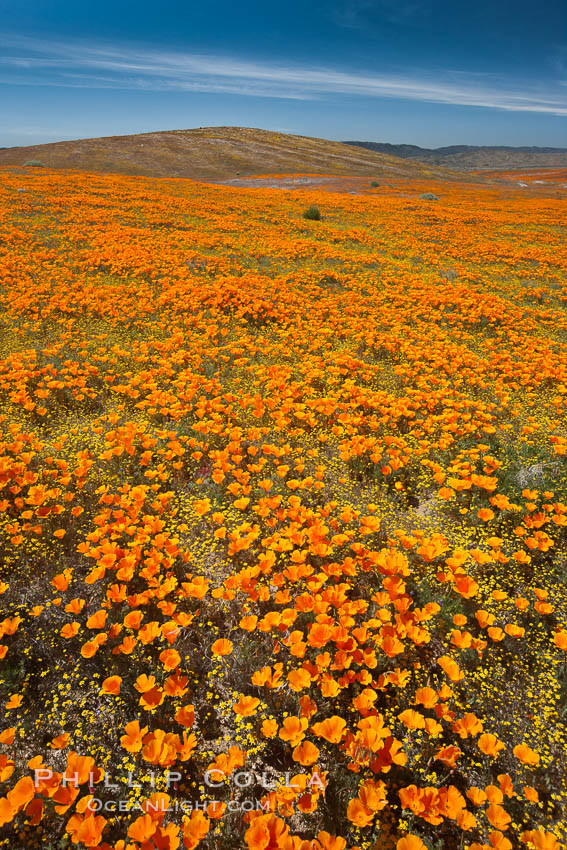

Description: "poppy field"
0 166 566 850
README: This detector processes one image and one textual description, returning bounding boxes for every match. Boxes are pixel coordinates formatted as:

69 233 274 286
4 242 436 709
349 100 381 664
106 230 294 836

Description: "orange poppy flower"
311 716 347 743
100 676 122 695
120 720 148 753
159 648 181 670
437 655 464 682
182 810 210 850
123 610 143 630
207 800 227 820
513 744 540 766
60 622 80 639
7 776 35 811
308 623 334 648
233 695 260 716
0 797 14 828
486 803 511 830
347 797 374 828
139 686 164 711
262 718 278 738
435 745 462 767
193 498 211 516
73 814 107 847
65 752 95 785
80 640 99 659
0 728 15 745
211 638 233 656
135 674 157 693
128 813 157 842
398 710 425 730
397 836 427 850
292 740 320 765
415 687 437 708
174 704 195 727
478 733 506 757
51 733 70 749
279 716 308 747
86 609 107 630
287 668 312 691
467 787 487 806
245 813 289 850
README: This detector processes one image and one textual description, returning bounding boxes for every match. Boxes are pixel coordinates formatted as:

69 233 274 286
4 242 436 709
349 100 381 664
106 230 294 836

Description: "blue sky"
1 0 566 147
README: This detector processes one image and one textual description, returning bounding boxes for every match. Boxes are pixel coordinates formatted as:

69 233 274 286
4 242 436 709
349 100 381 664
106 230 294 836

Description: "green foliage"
303 205 321 221
23 160 45 167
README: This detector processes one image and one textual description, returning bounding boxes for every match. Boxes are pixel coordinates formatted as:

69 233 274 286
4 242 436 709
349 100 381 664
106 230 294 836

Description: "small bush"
23 160 45 167
370 181 380 187
420 192 439 200
303 205 321 221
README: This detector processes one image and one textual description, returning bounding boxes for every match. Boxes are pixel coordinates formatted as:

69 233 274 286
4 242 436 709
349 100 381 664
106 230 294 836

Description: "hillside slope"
0 164 566 848
0 126 461 181
344 140 567 170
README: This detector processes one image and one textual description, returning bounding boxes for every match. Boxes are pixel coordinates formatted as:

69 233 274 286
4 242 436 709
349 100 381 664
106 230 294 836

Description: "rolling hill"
0 126 461 181
343 141 567 170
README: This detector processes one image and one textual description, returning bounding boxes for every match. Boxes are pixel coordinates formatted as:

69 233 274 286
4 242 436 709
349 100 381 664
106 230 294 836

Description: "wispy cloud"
1 34 566 115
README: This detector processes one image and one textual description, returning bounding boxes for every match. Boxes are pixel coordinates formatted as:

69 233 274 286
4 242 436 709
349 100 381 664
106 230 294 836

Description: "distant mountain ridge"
343 141 567 170
0 127 461 181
